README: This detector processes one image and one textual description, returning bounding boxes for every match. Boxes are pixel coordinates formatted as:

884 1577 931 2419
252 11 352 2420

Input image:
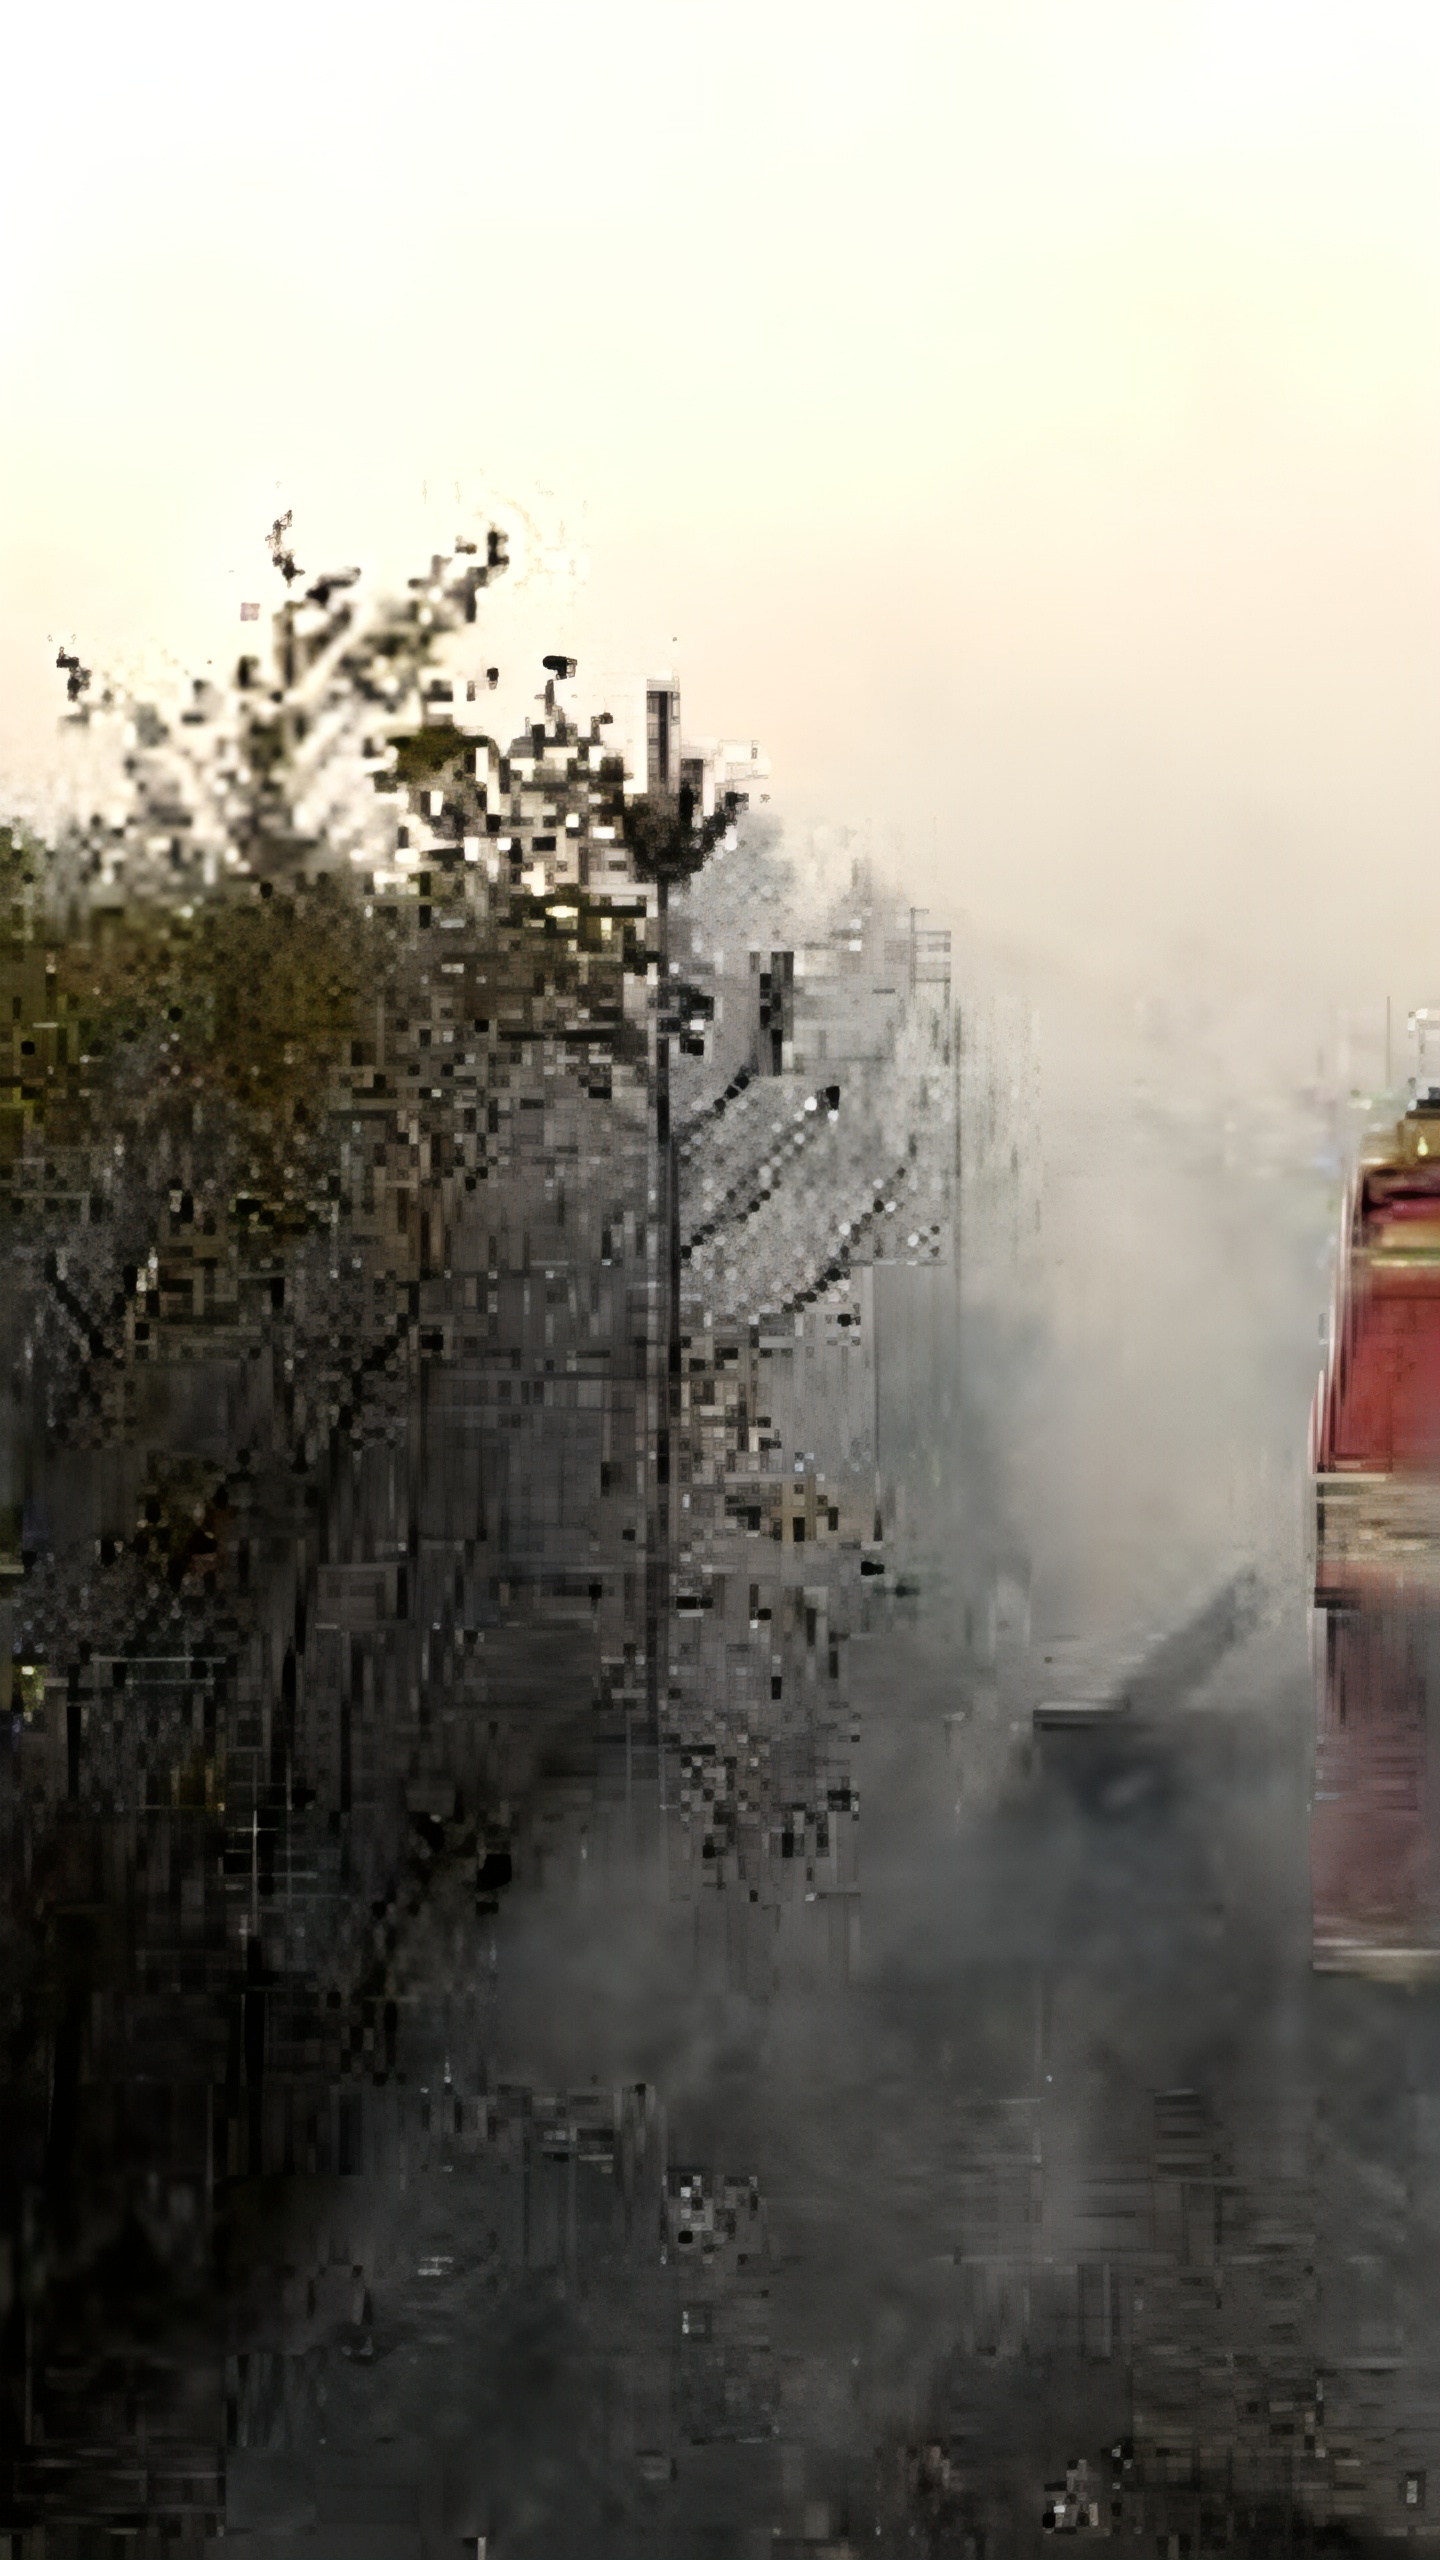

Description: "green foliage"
3 860 370 1221
389 723 476 783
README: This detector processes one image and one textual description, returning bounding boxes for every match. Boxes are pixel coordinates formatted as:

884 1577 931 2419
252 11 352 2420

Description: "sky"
3 0 1439 1037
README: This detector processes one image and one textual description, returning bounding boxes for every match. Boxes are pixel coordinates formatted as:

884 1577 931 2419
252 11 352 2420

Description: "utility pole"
628 688 734 1757
650 859 675 1760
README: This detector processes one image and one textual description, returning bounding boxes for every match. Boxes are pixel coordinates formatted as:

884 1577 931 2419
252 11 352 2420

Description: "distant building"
645 682 681 796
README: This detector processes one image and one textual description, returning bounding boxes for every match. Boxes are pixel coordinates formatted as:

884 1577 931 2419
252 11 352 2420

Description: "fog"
5 4 1440 2548
4 1 1439 1021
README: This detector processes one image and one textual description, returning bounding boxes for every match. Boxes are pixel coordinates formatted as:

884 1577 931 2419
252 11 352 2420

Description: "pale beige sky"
3 0 1438 1024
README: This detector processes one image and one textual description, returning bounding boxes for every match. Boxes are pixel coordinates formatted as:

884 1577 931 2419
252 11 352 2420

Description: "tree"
623 777 738 889
0 515 960 2555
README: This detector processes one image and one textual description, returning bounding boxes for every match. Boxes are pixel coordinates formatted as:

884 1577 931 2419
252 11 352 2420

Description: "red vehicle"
1311 1101 1440 1974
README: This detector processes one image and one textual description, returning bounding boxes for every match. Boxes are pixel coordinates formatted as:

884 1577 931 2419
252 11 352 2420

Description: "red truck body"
1311 1113 1440 1972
